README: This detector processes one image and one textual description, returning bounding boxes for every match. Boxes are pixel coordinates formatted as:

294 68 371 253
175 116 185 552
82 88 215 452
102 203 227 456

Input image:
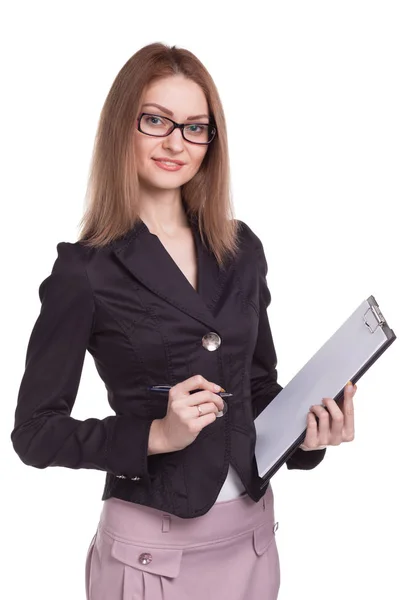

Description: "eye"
185 124 207 134
145 115 167 126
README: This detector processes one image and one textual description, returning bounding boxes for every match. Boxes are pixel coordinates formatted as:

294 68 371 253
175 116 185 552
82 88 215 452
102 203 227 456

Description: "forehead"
142 75 209 116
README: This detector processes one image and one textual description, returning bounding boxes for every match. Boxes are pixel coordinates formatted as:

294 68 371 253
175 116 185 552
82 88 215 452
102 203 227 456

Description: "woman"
11 43 356 600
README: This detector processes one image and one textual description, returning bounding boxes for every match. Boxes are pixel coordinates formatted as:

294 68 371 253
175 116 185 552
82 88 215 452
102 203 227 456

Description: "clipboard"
254 295 396 489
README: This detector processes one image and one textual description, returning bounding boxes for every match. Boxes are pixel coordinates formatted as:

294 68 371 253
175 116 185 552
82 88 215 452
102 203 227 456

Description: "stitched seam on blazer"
207 267 229 310
231 423 254 435
182 450 192 515
184 340 199 380
131 288 175 386
114 221 146 254
218 343 231 484
114 277 146 335
233 269 254 315
92 296 148 374
223 273 252 414
247 300 259 317
234 264 260 317
75 244 97 335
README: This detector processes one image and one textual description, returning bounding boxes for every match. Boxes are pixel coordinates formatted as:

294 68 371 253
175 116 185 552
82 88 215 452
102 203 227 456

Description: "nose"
162 127 185 152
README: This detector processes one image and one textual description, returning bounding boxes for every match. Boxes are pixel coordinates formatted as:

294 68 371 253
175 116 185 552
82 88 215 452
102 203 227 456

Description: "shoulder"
233 220 269 281
234 219 267 264
38 241 93 303
51 241 89 272
234 219 265 252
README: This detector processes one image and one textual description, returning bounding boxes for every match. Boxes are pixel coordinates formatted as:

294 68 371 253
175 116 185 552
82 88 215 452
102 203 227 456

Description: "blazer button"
139 552 152 565
216 399 228 418
202 332 221 351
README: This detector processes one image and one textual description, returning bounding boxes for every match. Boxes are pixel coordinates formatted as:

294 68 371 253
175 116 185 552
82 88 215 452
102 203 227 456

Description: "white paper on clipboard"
254 295 396 483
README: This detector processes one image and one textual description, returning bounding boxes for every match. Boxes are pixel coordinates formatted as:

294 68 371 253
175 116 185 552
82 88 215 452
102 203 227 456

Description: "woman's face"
133 75 210 192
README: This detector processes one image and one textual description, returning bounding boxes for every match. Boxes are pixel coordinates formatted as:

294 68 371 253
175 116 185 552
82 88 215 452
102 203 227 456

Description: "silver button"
202 332 221 351
216 399 227 418
139 552 152 565
131 476 141 481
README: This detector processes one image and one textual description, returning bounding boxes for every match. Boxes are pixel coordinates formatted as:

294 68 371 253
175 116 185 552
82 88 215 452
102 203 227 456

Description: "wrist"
299 443 327 451
148 419 170 455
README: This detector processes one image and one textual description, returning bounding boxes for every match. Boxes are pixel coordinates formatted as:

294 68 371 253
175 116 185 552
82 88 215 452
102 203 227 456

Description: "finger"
322 398 344 444
192 401 219 418
342 382 355 441
177 374 222 396
303 411 319 448
186 389 224 411
310 404 331 446
337 382 357 407
191 411 217 433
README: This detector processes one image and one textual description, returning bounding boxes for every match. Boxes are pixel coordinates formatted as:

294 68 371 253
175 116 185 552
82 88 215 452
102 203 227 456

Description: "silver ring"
197 405 203 416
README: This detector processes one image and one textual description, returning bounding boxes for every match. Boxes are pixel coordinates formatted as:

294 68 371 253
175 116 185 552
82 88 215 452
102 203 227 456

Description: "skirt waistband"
98 487 275 549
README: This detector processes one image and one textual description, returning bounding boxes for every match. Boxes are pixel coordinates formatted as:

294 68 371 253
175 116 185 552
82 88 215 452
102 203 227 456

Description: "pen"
148 385 233 398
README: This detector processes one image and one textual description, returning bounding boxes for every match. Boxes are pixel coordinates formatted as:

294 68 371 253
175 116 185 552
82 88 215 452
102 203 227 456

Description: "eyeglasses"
137 113 217 145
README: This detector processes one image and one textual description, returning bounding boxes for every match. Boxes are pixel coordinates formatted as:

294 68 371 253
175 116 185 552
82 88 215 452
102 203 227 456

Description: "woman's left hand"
299 381 356 451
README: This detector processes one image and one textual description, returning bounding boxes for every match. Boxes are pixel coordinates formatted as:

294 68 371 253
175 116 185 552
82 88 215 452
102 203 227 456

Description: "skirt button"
202 332 221 351
138 552 152 565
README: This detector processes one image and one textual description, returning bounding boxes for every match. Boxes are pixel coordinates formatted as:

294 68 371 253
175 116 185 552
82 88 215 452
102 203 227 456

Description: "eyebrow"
141 103 209 121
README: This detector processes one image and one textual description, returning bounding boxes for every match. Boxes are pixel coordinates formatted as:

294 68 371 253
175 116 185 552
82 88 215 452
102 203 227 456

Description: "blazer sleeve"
251 237 326 471
11 242 154 482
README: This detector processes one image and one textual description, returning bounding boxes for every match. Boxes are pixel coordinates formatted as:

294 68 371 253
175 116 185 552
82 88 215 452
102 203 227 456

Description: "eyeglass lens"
140 114 214 143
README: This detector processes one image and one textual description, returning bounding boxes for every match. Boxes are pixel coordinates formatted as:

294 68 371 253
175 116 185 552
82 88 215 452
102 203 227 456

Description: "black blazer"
11 217 325 518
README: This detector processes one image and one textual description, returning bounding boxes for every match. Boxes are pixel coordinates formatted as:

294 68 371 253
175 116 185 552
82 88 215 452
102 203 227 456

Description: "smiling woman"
133 76 211 184
78 44 237 267
11 42 329 600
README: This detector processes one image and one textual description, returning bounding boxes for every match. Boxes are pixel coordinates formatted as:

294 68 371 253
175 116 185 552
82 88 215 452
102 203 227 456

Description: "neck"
138 185 189 236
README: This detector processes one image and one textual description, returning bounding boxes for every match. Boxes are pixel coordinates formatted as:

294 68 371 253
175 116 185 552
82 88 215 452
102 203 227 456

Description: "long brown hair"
78 42 240 266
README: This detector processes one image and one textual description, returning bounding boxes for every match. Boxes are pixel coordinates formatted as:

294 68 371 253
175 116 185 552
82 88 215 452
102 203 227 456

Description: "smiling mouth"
152 158 185 166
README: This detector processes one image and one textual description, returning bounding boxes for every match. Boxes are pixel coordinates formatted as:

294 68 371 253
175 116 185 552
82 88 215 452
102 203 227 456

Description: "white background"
2 1 399 599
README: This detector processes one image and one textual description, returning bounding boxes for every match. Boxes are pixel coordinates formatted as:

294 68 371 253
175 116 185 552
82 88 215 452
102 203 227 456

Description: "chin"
139 175 184 192
141 171 193 190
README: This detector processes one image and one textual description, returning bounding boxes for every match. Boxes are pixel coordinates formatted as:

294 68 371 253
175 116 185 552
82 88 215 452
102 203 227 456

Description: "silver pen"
148 384 232 398
148 385 230 417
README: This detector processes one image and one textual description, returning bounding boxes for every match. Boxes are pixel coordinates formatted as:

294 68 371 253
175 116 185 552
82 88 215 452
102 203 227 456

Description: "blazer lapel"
193 223 233 313
112 218 233 331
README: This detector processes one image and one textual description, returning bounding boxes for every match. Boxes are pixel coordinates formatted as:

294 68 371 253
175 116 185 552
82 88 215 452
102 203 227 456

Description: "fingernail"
220 387 226 393
214 384 222 392
346 381 354 392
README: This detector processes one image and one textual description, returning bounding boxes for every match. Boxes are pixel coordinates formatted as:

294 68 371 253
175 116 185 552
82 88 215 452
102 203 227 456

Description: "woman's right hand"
148 375 225 454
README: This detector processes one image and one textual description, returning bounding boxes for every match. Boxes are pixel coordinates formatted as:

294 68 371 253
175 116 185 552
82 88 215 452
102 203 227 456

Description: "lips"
152 158 185 166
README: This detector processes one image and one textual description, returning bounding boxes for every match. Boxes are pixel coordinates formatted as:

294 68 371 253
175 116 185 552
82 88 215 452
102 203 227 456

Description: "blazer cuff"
286 446 327 471
106 416 154 481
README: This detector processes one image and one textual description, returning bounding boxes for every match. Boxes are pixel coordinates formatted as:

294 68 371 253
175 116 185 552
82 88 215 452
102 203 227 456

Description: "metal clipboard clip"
363 298 386 334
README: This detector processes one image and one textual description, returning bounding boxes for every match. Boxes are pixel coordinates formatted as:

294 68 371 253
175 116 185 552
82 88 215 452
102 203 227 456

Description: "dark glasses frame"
137 112 217 145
